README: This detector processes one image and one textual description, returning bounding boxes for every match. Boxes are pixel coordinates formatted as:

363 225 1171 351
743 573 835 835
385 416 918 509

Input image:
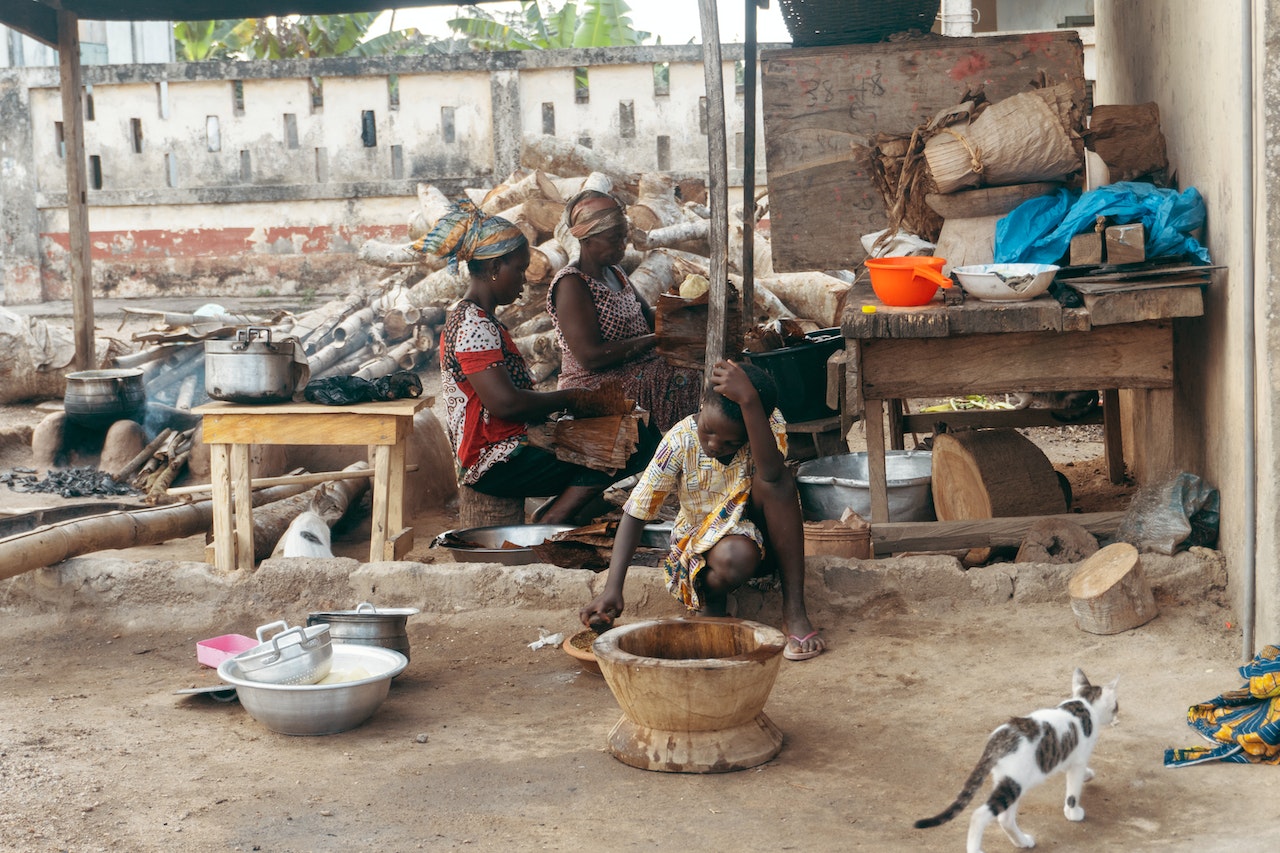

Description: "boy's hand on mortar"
709 359 759 407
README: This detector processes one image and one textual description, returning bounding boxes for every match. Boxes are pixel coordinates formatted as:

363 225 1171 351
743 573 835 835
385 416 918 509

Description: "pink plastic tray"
196 634 258 668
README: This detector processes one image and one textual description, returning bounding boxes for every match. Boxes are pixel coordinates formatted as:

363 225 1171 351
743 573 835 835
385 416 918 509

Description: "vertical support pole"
698 0 730 374
370 443 392 562
384 437 407 560
1102 388 1125 483
231 443 254 571
865 399 890 524
210 444 234 571
740 0 759 320
57 12 95 370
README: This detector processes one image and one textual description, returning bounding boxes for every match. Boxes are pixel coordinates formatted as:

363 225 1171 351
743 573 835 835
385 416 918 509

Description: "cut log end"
1068 542 1158 634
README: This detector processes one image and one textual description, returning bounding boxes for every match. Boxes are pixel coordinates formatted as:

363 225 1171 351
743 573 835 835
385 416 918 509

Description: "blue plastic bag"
995 182 1211 265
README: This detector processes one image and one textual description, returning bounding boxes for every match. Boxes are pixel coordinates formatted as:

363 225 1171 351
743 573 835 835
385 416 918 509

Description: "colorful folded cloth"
1164 644 1280 767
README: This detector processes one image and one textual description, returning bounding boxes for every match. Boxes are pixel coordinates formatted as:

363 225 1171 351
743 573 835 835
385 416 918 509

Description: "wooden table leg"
210 443 235 572
231 443 254 571
1102 389 1125 483
384 438 410 559
370 443 392 562
865 398 890 523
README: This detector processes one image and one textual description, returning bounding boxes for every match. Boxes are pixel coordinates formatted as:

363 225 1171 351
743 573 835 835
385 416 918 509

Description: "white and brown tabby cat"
914 668 1119 853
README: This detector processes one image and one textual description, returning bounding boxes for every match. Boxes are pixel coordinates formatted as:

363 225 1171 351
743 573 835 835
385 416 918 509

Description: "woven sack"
924 89 1081 194
780 0 939 47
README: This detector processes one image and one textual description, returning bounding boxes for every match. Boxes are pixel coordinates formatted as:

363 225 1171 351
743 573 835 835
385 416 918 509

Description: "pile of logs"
358 135 856 388
99 134 855 494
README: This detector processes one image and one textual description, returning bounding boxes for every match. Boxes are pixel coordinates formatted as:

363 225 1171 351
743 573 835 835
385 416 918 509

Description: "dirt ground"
4 301 1269 852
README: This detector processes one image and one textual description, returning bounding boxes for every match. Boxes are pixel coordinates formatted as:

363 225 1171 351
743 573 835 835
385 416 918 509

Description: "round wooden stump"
458 486 525 528
931 428 1067 563
1068 542 1158 634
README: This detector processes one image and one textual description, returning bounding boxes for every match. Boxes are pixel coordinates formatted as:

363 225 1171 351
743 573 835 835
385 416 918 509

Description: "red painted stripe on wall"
40 224 411 261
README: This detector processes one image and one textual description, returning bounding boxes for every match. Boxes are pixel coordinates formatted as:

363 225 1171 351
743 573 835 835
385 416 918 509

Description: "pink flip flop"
784 631 825 662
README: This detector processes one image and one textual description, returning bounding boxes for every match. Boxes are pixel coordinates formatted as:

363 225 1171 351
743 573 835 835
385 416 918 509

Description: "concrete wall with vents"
0 45 765 305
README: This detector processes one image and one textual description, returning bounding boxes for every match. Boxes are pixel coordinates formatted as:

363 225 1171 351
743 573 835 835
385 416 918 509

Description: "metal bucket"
63 368 146 429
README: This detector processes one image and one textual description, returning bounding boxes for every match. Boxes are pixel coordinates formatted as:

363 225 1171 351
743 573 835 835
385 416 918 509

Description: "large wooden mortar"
592 617 786 773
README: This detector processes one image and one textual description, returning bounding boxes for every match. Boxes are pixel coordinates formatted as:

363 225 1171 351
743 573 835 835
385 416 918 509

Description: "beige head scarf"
556 190 626 258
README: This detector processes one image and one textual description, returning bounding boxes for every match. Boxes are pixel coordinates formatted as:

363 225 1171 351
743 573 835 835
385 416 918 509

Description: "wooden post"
698 0 730 376
740 0 758 320
57 11 94 370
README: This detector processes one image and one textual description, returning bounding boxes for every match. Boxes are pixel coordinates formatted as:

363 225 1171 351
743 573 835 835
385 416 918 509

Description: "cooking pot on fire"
204 327 308 404
64 368 146 429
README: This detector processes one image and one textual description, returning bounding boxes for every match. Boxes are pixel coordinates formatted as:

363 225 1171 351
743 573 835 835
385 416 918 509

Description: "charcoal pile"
2 466 139 498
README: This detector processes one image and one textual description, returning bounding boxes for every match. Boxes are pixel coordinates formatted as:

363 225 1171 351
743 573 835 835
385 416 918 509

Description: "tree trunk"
248 463 372 561
0 481 310 580
1068 542 1159 634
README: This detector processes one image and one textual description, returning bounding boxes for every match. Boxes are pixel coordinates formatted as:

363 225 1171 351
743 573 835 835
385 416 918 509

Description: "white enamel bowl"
951 263 1060 302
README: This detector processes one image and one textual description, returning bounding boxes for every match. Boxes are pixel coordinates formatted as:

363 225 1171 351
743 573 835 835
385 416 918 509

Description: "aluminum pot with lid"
204 327 307 404
307 602 417 663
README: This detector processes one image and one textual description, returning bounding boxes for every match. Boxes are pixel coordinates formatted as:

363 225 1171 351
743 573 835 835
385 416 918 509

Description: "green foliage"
448 1 652 51
298 287 318 308
174 14 423 61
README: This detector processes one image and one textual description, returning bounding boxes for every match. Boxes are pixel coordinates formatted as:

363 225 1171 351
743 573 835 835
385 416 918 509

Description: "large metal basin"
795 451 935 522
218 644 407 736
435 523 673 565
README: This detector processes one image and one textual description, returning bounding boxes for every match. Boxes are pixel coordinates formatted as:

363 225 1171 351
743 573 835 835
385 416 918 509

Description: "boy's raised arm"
709 360 785 482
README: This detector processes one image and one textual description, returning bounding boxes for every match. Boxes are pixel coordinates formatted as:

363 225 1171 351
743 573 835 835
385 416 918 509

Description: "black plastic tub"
741 329 845 423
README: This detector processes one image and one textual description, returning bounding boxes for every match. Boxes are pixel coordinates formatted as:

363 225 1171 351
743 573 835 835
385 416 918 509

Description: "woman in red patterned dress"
426 201 620 524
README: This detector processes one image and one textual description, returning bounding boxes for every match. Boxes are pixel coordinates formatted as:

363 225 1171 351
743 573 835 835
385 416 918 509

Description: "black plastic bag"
303 371 423 406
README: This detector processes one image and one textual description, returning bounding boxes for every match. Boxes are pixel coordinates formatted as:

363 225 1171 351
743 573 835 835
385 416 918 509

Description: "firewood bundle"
357 135 856 389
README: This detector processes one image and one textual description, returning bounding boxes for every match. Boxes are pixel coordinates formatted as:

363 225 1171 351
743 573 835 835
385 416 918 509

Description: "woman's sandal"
783 630 825 662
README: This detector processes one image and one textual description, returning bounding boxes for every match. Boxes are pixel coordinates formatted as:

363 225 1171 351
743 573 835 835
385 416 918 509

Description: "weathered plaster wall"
1 45 764 305
1094 1 1268 638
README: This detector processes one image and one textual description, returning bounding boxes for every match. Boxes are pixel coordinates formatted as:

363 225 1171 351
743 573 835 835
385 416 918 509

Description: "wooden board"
859 321 1174 400
1081 286 1204 326
761 32 1086 272
870 511 1125 556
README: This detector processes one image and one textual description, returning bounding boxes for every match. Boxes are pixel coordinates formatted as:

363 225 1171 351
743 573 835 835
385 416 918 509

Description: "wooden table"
841 286 1205 524
194 397 429 571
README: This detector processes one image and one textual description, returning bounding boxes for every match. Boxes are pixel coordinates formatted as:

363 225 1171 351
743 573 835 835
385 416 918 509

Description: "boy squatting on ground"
579 359 827 661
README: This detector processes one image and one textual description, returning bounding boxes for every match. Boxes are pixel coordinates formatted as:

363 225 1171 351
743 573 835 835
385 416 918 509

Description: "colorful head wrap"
413 199 527 272
562 190 627 240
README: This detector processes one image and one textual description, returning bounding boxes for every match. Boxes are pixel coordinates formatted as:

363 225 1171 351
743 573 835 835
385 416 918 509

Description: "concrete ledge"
0 547 1229 634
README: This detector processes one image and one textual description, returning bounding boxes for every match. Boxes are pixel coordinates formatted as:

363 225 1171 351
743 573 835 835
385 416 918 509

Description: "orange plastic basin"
864 256 952 307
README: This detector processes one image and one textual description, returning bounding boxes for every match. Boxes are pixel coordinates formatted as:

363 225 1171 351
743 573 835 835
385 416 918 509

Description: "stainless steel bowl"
795 451 935 522
434 523 675 565
217 645 408 736
232 621 333 686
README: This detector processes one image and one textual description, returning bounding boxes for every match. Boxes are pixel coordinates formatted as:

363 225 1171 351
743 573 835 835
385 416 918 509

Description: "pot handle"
355 602 378 614
233 326 274 352
255 619 290 642
913 265 953 289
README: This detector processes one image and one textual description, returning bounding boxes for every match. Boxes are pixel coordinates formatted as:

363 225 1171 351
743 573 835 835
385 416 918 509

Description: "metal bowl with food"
217 644 408 736
951 263 1059 302
433 523 675 565
232 621 333 686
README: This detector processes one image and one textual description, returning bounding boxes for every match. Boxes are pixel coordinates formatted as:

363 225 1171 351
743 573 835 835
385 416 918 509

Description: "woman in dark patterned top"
548 190 701 435
425 200 618 524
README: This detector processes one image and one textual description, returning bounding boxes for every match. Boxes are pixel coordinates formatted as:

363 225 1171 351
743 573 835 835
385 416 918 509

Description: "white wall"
1094 0 1265 641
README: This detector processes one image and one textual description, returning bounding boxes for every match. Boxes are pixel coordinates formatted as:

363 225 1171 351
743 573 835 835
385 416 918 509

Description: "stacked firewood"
358 135 855 389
